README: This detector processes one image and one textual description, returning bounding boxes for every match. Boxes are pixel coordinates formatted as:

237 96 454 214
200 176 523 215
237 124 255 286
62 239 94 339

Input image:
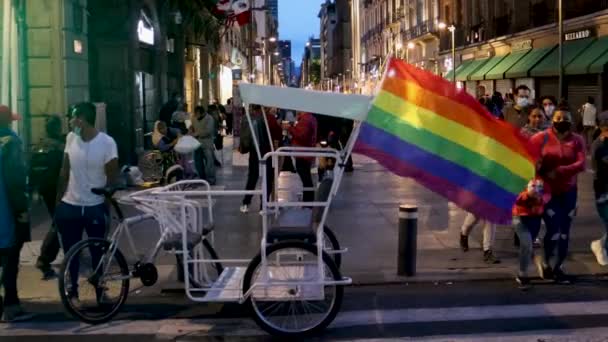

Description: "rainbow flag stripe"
355 59 536 224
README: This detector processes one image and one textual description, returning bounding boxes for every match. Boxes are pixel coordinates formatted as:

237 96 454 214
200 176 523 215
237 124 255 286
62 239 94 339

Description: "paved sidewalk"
19 137 608 303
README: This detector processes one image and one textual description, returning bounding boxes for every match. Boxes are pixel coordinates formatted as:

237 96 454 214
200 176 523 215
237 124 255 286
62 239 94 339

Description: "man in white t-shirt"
581 96 598 148
54 102 119 301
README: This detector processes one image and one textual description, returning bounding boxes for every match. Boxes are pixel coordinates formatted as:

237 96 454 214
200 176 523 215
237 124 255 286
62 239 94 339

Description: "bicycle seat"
91 186 125 198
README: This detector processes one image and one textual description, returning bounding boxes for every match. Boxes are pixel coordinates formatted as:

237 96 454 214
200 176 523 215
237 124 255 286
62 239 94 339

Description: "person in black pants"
35 116 65 280
240 105 282 212
284 112 318 202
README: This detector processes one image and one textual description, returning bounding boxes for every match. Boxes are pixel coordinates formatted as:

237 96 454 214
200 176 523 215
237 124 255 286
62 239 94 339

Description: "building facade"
319 0 352 92
437 0 608 112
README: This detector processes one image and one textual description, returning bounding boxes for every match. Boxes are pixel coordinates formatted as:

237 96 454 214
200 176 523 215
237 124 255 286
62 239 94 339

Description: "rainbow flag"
355 59 537 224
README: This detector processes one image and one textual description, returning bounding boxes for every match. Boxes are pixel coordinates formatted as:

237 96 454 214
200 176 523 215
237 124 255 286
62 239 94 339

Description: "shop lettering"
511 40 532 51
565 30 591 41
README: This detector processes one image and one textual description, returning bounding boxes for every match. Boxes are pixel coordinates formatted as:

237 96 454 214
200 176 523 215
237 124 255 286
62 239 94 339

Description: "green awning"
485 51 530 80
444 60 472 81
456 59 489 81
505 46 555 79
468 55 508 81
578 36 608 74
590 51 608 73
530 38 594 77
566 37 608 74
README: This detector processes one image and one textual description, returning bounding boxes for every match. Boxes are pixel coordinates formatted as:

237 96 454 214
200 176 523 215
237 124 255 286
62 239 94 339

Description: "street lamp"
268 36 277 43
439 22 457 84
406 42 415 64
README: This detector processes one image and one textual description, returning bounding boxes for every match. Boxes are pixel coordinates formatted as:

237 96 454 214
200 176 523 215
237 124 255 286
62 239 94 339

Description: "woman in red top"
284 112 318 202
529 109 586 283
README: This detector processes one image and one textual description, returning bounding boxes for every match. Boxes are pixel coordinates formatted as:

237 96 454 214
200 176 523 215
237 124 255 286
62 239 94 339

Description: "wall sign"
511 39 532 52
564 28 595 41
137 11 155 45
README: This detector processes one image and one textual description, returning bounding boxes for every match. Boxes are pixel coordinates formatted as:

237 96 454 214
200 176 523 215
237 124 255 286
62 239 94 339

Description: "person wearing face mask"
54 102 120 303
504 85 532 128
540 96 557 126
529 109 586 284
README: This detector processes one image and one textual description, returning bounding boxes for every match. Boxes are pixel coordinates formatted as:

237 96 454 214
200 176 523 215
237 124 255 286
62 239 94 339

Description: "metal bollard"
397 205 418 277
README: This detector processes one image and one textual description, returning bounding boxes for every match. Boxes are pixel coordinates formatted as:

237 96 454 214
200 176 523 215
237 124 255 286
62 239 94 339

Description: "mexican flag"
214 0 251 27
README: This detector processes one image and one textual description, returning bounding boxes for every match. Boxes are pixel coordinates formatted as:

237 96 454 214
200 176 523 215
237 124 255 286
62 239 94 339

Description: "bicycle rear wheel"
58 238 130 324
243 241 344 337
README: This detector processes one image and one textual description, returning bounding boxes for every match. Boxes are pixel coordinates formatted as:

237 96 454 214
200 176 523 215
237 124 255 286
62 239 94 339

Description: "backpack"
239 117 252 154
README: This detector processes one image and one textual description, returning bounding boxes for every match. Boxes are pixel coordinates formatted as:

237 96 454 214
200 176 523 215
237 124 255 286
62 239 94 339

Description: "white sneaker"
240 204 249 213
590 240 608 266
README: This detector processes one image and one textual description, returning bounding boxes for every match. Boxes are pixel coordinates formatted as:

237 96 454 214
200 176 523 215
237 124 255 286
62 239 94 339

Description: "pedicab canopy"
238 83 373 121
239 59 539 225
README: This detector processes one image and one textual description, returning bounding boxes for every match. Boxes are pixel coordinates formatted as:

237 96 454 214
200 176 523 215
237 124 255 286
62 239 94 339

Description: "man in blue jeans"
54 103 119 302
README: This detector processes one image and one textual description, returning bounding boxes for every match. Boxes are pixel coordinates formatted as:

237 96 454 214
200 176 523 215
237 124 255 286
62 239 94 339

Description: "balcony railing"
401 18 438 40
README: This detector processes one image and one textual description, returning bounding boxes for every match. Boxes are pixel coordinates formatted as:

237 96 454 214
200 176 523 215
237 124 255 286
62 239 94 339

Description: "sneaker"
459 234 469 252
591 240 608 266
515 275 531 290
553 269 573 285
534 255 553 280
483 250 500 264
1 305 35 322
35 261 57 280
240 204 249 213
67 291 80 308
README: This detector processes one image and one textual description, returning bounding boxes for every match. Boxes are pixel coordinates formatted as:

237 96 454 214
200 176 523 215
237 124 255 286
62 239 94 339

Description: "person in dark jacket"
0 105 34 322
35 115 66 280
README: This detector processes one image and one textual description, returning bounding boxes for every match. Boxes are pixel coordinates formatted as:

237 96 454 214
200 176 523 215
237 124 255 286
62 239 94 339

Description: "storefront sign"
511 40 532 52
564 28 595 41
137 11 155 45
73 39 83 54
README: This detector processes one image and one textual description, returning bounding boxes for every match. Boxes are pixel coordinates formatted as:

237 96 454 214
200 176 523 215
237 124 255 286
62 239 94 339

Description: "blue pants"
542 189 577 272
514 216 542 276
55 202 108 292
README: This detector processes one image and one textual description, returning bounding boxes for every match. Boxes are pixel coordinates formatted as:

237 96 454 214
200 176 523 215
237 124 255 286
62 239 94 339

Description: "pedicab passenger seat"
267 176 333 244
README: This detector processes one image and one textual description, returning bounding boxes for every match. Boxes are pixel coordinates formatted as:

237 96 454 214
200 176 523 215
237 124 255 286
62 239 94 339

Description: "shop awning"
505 46 555 79
572 36 608 74
485 51 530 80
530 38 594 77
468 55 508 81
444 60 472 81
456 59 489 81
590 50 608 73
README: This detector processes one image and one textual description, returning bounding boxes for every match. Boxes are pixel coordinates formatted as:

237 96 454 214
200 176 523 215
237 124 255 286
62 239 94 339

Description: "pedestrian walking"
192 106 216 185
225 98 234 135
580 97 598 149
590 111 608 266
283 112 318 202
0 105 34 322
240 105 281 213
530 108 586 284
54 102 120 302
540 96 557 125
512 178 548 289
35 115 66 280
459 213 500 264
504 85 532 128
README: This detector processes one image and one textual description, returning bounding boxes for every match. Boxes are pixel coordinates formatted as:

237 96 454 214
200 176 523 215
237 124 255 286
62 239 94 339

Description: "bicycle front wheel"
58 238 130 324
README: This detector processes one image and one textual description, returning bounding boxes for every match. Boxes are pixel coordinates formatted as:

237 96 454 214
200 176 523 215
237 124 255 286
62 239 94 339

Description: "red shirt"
529 129 586 195
289 113 318 161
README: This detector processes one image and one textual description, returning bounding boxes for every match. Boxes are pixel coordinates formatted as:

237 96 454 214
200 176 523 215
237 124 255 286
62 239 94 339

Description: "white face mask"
544 105 555 117
516 97 529 108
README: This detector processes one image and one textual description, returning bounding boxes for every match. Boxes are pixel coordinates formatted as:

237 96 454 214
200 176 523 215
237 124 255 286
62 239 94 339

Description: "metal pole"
406 48 409 63
397 205 418 277
248 0 254 83
558 0 563 100
451 28 456 85
17 0 30 149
